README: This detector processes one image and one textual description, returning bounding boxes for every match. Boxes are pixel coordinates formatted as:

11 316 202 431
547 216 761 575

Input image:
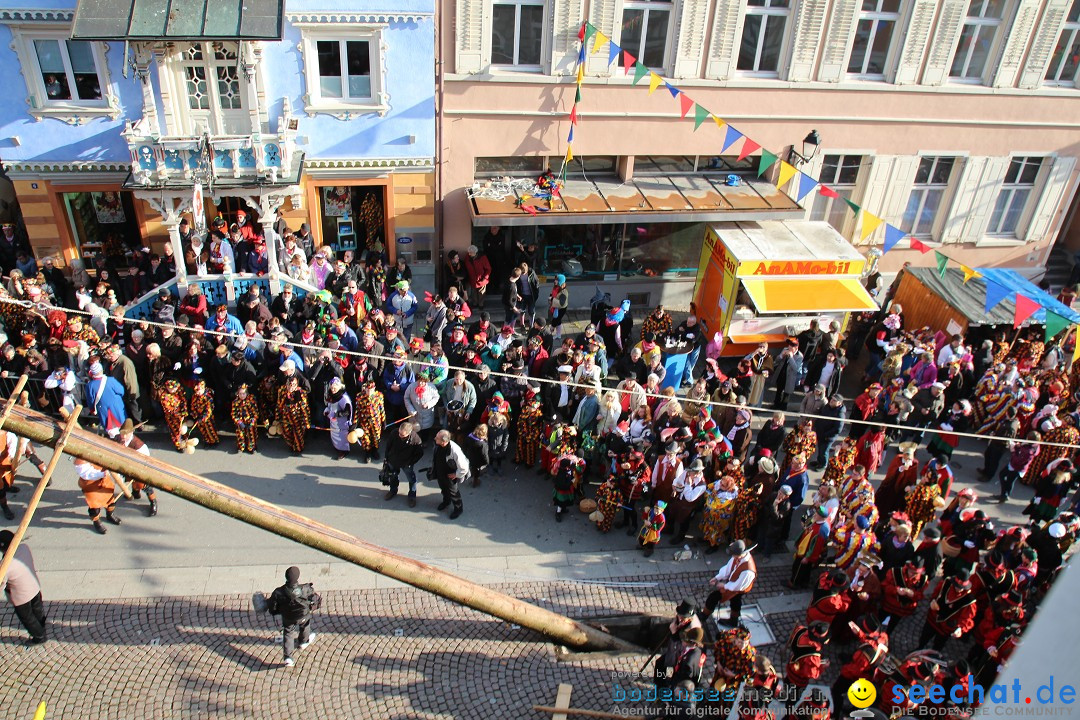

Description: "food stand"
692 220 878 357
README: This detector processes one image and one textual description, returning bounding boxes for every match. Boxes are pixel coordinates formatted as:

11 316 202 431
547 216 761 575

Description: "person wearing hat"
265 565 322 667
189 379 219 448
86 360 127 438
116 418 159 516
548 274 569 340
876 443 921 516
386 278 418 339
156 379 192 452
348 381 383 464
806 569 851 631
832 614 889 710
666 457 708 544
72 456 123 534
440 370 477 440
833 514 877 575
638 500 667 557
321 376 353 460
544 365 577 424
650 442 684 509
230 383 260 454
703 539 758 626
513 384 545 469
463 244 491 308
710 625 755 692
404 371 440 444
380 346 415 425
654 599 705 690
789 505 831 589
275 373 310 456
771 338 803 410
756 484 792 557
918 567 978 651
784 621 830 695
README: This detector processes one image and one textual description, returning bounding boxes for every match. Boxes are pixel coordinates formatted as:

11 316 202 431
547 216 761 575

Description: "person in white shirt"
936 334 966 367
667 458 708 543
702 540 757 626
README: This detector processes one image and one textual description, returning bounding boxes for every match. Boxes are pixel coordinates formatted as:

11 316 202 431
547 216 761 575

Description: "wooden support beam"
0 375 30 432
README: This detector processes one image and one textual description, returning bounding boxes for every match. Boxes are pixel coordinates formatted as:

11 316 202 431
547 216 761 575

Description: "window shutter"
858 155 898 244
786 0 830 81
963 156 1009 243
920 0 968 86
817 0 860 82
893 0 939 84
1018 0 1073 89
551 0 587 75
585 0 617 75
881 156 919 225
673 0 712 78
939 156 976 244
991 0 1044 88
1025 156 1078 244
456 0 485 73
705 0 748 80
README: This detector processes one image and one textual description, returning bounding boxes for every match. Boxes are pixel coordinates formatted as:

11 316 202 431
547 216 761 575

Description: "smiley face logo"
847 678 877 709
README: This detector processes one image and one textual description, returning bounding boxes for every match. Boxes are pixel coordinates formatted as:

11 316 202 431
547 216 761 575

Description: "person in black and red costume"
918 567 979 651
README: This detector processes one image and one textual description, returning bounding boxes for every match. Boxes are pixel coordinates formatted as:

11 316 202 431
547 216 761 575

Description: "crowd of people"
0 216 1076 713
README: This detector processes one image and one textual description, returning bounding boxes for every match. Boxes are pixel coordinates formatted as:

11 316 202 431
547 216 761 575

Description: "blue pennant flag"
665 82 680 99
883 224 905 253
984 279 1013 314
722 124 743 152
578 46 586 64
567 126 574 143
795 173 818 203
608 42 620 66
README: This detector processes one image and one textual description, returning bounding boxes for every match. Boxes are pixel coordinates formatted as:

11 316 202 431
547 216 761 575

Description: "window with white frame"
1045 0 1080 86
810 155 863 233
296 25 386 117
620 0 673 69
847 0 901 77
949 0 1005 81
987 157 1042 237
7 26 115 121
491 0 545 67
901 157 956 237
738 0 790 74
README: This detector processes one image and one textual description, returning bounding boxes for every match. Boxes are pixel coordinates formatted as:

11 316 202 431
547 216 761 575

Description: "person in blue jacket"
205 303 244 338
380 347 416 425
86 361 126 437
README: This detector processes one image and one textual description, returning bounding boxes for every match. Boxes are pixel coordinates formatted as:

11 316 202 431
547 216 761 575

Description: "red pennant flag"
679 93 694 118
818 185 839 199
622 51 636 75
1014 294 1040 328
909 238 932 254
737 138 761 163
578 23 586 42
569 105 578 125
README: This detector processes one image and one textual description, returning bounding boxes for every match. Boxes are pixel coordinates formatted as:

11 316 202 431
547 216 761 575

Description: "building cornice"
285 11 432 25
305 158 434 169
0 8 74 22
4 161 129 177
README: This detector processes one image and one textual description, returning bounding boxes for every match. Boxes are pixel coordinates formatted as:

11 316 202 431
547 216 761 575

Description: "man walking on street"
384 421 425 507
432 429 469 519
0 530 46 645
266 566 321 667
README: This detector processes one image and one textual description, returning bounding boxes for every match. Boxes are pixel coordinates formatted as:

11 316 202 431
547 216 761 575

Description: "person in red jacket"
832 615 889 709
463 245 492 308
918 568 978 650
806 569 851 630
877 657 936 716
878 558 928 633
784 621 830 694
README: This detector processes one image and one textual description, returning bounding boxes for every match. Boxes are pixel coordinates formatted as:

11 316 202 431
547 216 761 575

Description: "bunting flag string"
569 21 1080 349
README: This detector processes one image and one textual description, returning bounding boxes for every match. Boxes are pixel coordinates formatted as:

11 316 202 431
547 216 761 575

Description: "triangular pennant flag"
722 125 743 152
960 264 979 284
565 146 573 164
860 212 883 242
713 115 725 130
608 42 620 66
693 104 710 131
567 126 574 143
648 73 663 95
984 279 1012 314
679 93 694 118
622 50 635 75
775 162 798 191
1014 294 1040 328
757 150 778 177
883 224 905 253
1045 310 1071 342
909 238 931 253
795 172 818 203
576 64 584 84
584 24 597 46
737 138 762 164
575 86 582 103
569 105 578 125
934 250 948 278
844 198 861 215
578 23 586 42
665 82 681 99
591 30 607 55
632 63 649 85
818 185 839 199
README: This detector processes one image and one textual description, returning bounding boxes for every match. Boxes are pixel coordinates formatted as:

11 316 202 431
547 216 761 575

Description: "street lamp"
789 129 821 167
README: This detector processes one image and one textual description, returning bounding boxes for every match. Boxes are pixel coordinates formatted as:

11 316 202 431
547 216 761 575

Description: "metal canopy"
71 0 285 41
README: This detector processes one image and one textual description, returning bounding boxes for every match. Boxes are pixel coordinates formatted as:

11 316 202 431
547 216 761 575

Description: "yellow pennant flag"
565 146 573 164
960 264 980 284
576 64 584 84
775 162 798 190
592 31 607 55
1072 331 1080 368
648 73 663 95
713 115 725 130
860 212 884 242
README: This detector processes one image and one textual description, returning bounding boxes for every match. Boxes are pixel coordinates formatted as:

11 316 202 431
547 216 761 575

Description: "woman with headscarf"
548 274 568 341
725 408 753 464
324 376 353 460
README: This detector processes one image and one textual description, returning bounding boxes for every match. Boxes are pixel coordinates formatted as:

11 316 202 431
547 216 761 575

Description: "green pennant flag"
575 86 582 103
844 198 861 215
584 23 597 46
1045 310 1071 343
758 150 778 177
935 250 948 279
693 104 710 131
632 62 649 85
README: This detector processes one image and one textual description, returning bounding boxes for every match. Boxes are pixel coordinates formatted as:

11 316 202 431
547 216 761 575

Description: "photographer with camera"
383 421 424 507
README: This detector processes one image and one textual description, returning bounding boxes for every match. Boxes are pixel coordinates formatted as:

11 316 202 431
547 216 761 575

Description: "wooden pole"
0 407 81 584
532 706 628 719
0 375 30 432
0 404 639 653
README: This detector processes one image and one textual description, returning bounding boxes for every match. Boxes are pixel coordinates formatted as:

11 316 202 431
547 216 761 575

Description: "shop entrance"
60 190 141 265
317 184 386 259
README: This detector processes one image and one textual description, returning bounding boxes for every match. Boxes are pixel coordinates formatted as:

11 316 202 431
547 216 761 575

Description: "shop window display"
318 185 386 261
